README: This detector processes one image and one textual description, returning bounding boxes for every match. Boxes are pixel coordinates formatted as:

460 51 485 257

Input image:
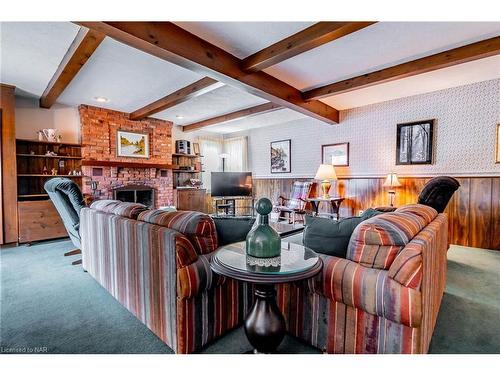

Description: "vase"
246 198 281 260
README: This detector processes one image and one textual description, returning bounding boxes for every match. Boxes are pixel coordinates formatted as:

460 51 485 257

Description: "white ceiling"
155 84 267 125
264 22 500 91
202 108 307 134
1 21 499 134
323 55 500 110
0 22 80 96
174 22 314 59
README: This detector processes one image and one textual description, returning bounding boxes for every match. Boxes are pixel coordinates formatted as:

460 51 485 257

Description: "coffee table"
210 241 322 353
268 221 304 238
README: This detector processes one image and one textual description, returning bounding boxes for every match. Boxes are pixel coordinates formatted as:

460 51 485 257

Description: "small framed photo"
193 142 200 155
322 142 349 166
396 120 434 165
496 124 500 163
271 139 291 173
117 130 149 158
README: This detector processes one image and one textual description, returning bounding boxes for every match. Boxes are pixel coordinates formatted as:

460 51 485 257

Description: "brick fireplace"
79 105 174 208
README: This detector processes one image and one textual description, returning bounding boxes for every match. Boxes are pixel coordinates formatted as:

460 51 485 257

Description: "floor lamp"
219 153 229 172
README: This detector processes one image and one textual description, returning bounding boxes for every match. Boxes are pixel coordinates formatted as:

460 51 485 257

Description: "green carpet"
1 240 498 354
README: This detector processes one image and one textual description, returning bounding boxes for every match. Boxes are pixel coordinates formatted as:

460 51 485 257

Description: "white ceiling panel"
58 37 203 112
175 22 314 59
0 22 79 96
154 85 267 125
322 55 500 110
265 22 500 90
201 108 308 134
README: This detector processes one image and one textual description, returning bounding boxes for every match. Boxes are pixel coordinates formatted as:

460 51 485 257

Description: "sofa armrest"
177 253 225 299
311 255 422 327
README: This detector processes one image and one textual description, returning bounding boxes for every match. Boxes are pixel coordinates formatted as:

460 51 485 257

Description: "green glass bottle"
246 198 281 259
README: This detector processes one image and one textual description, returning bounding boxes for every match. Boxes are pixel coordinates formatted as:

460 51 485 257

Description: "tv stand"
212 196 255 217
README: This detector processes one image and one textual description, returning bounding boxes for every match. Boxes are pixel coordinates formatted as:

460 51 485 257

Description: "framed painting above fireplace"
117 130 149 158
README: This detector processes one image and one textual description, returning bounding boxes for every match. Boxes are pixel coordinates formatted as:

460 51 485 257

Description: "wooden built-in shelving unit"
15 139 84 243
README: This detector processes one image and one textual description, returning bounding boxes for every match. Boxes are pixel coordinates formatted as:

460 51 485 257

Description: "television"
211 172 253 197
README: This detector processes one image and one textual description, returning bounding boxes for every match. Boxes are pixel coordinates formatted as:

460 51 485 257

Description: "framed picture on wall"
496 124 500 163
396 120 434 165
117 130 149 158
322 142 349 166
270 139 291 173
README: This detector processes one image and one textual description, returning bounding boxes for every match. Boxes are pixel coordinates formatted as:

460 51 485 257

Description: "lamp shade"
314 164 337 181
383 173 402 188
219 153 229 159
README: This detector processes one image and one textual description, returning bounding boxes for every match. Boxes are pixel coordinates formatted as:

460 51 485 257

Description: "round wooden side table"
211 241 322 353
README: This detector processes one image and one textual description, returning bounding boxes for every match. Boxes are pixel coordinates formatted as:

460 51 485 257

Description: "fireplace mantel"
82 160 177 170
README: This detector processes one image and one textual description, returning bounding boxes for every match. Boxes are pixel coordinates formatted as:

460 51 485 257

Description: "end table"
211 241 322 353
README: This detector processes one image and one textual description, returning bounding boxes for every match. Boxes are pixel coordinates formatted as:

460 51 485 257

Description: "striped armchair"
277 204 449 353
80 200 252 354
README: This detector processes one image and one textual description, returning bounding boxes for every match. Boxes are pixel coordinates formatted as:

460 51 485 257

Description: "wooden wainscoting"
253 176 500 251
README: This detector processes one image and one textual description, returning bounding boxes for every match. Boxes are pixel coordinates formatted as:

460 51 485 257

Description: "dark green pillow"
212 216 256 246
303 208 382 258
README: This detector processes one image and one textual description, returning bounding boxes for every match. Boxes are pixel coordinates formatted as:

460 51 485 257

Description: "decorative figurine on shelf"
37 130 44 141
42 128 58 142
57 135 62 142
51 168 57 175
246 198 281 267
42 166 48 175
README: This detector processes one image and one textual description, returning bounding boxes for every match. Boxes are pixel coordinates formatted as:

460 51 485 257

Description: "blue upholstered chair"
44 178 86 265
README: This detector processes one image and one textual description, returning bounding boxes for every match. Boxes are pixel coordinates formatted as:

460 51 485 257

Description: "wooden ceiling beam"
303 36 500 100
182 102 282 132
40 28 105 108
241 22 376 72
129 77 223 120
76 22 339 124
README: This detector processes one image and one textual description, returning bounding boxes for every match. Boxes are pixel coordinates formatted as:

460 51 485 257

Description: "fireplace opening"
113 185 155 208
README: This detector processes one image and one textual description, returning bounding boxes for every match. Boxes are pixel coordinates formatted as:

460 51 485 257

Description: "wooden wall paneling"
468 178 492 249
447 178 470 246
490 178 500 250
253 176 499 250
0 84 18 244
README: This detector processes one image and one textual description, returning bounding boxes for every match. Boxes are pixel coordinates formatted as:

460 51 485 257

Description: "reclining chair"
44 178 86 265
376 176 460 213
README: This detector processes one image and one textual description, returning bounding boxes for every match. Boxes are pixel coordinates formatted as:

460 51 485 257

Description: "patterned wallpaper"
247 79 500 178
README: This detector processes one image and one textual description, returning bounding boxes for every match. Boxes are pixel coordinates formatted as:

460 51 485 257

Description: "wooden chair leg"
64 249 81 257
72 259 82 266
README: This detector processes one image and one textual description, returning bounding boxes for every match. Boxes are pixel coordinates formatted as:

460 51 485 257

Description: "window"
223 136 248 172
198 136 223 191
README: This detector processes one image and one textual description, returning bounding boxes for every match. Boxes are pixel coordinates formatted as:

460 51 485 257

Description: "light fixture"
93 96 109 103
383 172 402 207
314 164 337 199
176 115 184 119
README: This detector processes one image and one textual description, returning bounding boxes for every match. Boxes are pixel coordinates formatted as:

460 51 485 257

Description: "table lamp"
383 172 402 207
314 164 337 198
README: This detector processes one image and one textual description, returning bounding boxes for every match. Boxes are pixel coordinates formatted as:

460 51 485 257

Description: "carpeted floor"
1 239 499 354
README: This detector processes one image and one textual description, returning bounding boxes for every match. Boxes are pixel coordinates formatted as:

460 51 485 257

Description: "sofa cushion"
138 210 218 254
302 208 382 258
90 200 147 219
346 204 436 270
212 216 256 246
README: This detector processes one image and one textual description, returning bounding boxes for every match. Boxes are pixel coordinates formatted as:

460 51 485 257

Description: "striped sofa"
81 200 447 354
277 204 449 353
80 200 252 354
